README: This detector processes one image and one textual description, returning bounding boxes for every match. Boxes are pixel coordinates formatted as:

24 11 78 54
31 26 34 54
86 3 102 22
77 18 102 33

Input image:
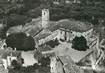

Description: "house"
36 19 93 46
0 48 21 69
51 19 93 39
34 13 101 72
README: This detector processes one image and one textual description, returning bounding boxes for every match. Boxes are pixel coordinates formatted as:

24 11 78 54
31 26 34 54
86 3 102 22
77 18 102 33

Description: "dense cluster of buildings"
0 8 105 73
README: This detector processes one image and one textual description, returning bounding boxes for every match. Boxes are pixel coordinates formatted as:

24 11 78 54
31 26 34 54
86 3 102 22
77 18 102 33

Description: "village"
0 0 105 73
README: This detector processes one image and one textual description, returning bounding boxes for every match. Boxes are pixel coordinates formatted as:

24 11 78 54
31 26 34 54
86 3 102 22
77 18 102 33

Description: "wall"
38 28 93 46
38 30 59 45
50 57 57 73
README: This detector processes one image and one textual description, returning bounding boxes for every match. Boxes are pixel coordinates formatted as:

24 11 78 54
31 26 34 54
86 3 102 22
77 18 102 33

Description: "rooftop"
38 45 52 52
33 30 51 43
58 56 83 73
48 19 93 32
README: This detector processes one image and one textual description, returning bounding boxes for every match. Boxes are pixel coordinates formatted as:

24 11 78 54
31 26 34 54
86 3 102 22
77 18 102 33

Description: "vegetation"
0 0 105 39
5 32 35 51
8 64 50 73
11 60 22 70
34 50 50 66
39 56 50 66
45 38 60 48
9 58 50 73
72 36 89 51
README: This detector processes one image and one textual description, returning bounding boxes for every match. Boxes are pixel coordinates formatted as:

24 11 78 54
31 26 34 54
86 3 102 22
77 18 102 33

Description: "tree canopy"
72 36 89 51
23 0 41 10
5 32 35 51
1 0 105 40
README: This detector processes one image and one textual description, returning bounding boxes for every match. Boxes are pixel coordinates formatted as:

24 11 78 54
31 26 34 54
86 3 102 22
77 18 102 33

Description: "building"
42 9 50 28
34 17 102 72
36 19 93 46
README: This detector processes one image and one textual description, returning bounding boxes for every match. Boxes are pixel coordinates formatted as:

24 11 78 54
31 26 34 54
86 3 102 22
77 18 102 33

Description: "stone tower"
42 9 49 28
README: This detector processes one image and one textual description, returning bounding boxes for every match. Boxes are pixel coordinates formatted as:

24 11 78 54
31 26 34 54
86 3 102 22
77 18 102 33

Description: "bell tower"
42 9 49 28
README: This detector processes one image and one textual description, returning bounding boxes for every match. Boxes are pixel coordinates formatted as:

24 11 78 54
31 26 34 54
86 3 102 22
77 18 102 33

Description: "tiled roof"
33 29 51 43
48 19 92 32
38 45 55 57
34 33 51 42
58 56 84 73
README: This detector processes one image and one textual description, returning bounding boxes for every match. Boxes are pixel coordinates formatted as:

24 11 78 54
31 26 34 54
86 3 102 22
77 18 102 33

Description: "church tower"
42 9 49 28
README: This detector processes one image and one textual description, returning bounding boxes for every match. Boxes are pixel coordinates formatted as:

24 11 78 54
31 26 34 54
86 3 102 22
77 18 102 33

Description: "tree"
11 60 21 70
72 36 89 51
0 26 8 39
23 0 41 10
45 38 59 48
6 32 35 51
39 56 50 67
5 14 30 27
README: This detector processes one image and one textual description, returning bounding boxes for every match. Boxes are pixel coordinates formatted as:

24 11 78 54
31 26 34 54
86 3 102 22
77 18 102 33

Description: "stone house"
36 19 93 46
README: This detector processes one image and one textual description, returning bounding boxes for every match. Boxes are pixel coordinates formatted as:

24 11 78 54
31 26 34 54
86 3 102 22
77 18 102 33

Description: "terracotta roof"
48 19 92 32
